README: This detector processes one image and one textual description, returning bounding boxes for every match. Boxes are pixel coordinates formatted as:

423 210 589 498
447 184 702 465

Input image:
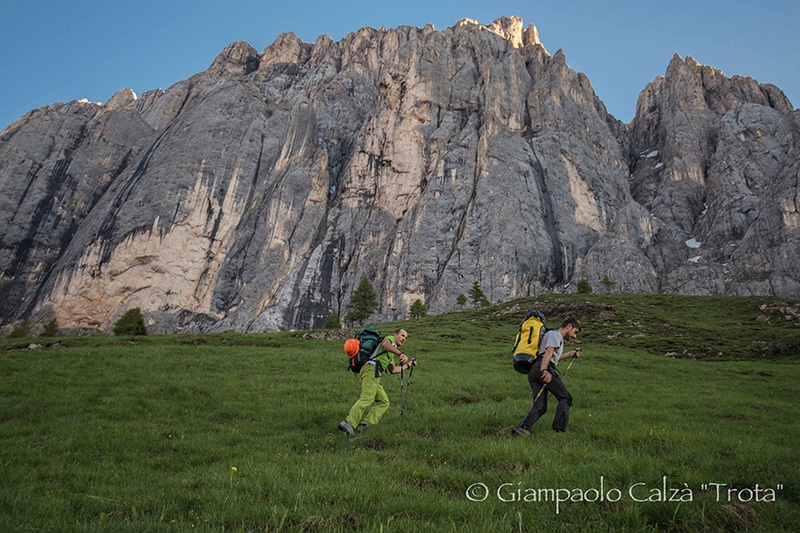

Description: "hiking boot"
338 420 355 435
356 424 369 433
511 427 530 438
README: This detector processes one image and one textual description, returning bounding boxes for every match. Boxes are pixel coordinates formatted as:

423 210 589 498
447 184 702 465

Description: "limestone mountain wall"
0 16 796 332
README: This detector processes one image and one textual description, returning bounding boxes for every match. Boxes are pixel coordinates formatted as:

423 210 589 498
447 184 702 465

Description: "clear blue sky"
1 0 797 130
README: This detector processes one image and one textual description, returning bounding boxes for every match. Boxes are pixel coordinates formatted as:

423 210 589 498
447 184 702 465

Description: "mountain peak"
208 41 260 77
488 16 540 48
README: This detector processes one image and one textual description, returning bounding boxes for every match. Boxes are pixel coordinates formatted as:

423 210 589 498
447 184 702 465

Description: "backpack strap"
512 330 522 354
372 339 389 376
360 338 387 377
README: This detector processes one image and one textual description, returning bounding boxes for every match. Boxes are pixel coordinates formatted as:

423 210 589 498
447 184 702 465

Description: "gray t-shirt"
538 329 565 365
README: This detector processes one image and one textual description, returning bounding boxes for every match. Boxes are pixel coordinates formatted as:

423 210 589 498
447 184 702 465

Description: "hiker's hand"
409 358 417 367
398 353 408 364
541 369 552 383
573 348 582 358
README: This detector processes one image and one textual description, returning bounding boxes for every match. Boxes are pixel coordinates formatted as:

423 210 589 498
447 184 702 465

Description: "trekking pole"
561 352 579 377
400 360 415 421
400 366 405 415
532 383 547 403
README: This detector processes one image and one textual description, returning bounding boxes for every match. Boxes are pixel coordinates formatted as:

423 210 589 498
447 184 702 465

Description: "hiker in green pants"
339 329 416 435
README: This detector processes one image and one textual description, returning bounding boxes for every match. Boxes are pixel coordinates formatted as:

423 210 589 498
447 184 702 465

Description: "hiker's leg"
519 384 548 428
362 380 389 426
346 366 380 427
519 367 548 428
548 374 573 432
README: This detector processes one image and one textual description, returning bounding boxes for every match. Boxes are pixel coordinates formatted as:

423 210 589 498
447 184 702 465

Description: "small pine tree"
577 279 593 294
8 318 31 339
40 318 59 337
601 275 617 293
345 277 379 325
409 299 427 319
456 293 467 309
324 312 342 330
113 308 148 336
469 281 488 308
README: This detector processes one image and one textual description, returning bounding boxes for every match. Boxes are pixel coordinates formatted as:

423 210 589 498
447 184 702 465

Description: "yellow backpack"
512 310 547 374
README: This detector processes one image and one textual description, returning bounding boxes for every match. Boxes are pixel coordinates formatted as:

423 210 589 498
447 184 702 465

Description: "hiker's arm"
540 346 555 383
382 338 408 364
387 360 415 374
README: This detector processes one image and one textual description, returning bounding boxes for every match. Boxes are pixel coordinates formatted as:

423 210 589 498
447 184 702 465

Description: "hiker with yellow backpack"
512 313 582 437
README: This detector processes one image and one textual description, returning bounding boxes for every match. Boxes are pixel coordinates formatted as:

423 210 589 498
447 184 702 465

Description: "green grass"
1 294 799 531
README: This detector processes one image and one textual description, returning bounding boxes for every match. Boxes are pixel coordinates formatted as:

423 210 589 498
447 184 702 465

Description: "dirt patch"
446 391 481 405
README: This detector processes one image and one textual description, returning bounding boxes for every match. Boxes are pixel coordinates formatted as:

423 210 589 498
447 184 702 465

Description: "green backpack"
349 327 385 373
512 310 547 374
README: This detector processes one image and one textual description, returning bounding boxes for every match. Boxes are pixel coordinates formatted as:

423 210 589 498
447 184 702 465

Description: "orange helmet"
344 338 360 357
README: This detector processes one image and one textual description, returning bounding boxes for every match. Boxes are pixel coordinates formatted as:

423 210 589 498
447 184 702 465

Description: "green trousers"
346 364 390 427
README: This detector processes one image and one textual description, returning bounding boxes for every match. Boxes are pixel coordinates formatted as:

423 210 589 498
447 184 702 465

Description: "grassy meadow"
1 294 799 532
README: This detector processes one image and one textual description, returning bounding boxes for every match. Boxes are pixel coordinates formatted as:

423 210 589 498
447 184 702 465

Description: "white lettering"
497 483 516 502
629 482 648 502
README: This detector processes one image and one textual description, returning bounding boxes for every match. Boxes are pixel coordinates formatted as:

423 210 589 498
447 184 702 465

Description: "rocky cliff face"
0 16 797 333
578 55 799 297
